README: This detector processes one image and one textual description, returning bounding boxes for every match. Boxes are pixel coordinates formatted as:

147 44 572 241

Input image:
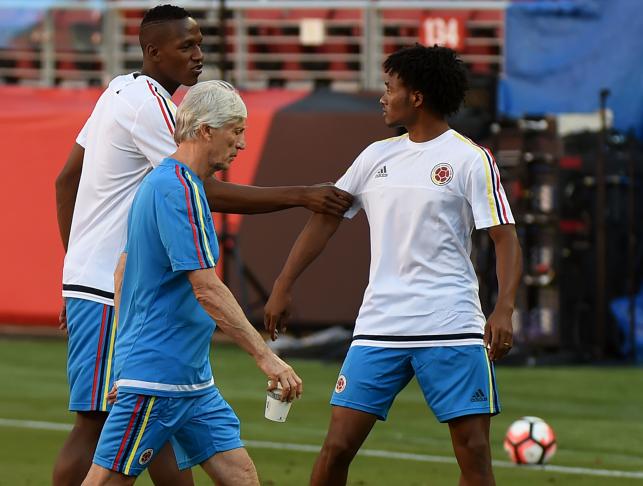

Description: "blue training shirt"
114 157 219 398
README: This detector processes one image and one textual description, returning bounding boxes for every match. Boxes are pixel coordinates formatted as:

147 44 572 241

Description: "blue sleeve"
156 185 218 272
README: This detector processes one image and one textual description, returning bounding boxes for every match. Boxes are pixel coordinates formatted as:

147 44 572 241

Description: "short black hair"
141 4 191 28
384 44 468 117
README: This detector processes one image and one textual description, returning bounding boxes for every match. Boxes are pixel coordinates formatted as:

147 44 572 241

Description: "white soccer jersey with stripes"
335 129 514 348
63 74 178 305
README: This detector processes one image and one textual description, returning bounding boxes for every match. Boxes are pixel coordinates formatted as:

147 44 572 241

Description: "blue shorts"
66 297 117 412
331 345 500 422
94 388 243 476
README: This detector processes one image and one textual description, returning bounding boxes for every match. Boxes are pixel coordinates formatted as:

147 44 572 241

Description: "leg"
92 393 181 481
310 406 377 486
55 298 117 485
448 414 495 486
147 442 194 486
412 346 500 486
172 389 248 484
311 346 413 486
53 411 107 486
200 448 258 486
82 464 136 486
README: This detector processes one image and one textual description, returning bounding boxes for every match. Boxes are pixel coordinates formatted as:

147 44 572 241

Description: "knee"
231 457 259 485
52 418 105 486
226 453 259 485
52 446 85 486
241 461 259 482
454 435 492 472
320 437 360 467
460 434 489 453
81 464 136 486
52 462 70 486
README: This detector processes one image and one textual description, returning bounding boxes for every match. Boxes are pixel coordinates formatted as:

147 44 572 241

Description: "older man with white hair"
82 81 303 486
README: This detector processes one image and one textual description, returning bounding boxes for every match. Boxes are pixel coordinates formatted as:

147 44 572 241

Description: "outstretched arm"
55 143 84 251
203 177 353 217
188 267 302 401
485 224 522 361
264 213 343 340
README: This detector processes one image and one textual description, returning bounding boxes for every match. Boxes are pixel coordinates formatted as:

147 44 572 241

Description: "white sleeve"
75 118 90 148
466 147 514 229
131 98 178 168
335 150 367 219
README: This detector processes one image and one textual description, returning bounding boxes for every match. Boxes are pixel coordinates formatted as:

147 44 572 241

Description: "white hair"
174 80 247 144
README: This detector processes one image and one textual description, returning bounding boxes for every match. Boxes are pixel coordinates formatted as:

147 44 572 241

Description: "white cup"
265 383 292 422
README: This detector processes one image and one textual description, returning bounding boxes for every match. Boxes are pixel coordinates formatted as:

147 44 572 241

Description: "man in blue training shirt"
83 81 303 485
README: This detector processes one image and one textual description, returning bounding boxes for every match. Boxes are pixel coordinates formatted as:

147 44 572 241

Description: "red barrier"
0 86 305 326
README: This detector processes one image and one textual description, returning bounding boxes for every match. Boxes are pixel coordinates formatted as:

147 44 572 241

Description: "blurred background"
0 0 642 362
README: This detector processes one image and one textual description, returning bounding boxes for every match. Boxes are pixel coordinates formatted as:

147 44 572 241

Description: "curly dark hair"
141 4 191 27
383 44 468 117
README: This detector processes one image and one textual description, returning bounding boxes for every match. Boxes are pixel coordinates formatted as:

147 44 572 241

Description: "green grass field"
1 337 642 485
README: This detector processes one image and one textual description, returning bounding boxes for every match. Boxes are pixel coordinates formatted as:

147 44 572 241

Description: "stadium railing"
0 0 507 90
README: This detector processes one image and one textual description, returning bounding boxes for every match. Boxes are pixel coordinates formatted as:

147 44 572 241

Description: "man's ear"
411 90 424 109
144 44 161 62
198 124 212 141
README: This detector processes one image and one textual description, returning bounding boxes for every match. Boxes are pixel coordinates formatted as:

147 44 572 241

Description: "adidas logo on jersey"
470 388 487 402
374 165 388 178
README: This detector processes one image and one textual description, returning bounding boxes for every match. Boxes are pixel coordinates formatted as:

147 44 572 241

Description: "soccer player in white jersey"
83 80 302 486
264 44 522 485
53 5 351 486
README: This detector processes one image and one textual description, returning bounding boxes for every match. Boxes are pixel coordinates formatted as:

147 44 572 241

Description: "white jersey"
336 129 514 348
63 74 178 305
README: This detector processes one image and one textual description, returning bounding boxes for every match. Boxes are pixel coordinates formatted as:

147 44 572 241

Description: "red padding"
0 86 306 326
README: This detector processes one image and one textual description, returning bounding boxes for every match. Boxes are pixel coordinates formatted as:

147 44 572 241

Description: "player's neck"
140 67 180 95
171 145 211 181
405 119 450 143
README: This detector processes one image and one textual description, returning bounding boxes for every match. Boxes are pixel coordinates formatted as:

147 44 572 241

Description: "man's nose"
193 46 204 62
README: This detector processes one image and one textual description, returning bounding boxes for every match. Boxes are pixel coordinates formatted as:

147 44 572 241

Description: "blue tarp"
499 0 643 139
0 9 43 48
0 1 105 48
610 285 643 363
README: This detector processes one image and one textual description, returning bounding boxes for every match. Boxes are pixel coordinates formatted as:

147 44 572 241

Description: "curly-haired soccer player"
265 44 522 485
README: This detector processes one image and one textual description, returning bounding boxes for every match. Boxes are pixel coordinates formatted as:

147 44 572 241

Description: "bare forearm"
204 177 306 214
56 180 81 251
204 177 354 217
491 226 523 312
55 143 84 251
190 268 302 398
275 213 341 290
193 275 270 360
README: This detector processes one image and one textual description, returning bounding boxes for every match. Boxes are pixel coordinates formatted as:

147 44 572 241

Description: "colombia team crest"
335 374 347 393
139 448 154 465
431 163 454 186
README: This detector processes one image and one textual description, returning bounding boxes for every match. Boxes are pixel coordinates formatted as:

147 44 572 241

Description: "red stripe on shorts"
90 305 108 409
112 395 145 470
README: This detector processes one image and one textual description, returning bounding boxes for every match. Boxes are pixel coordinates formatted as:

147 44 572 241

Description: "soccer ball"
503 416 557 465
431 163 453 185
435 167 450 182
